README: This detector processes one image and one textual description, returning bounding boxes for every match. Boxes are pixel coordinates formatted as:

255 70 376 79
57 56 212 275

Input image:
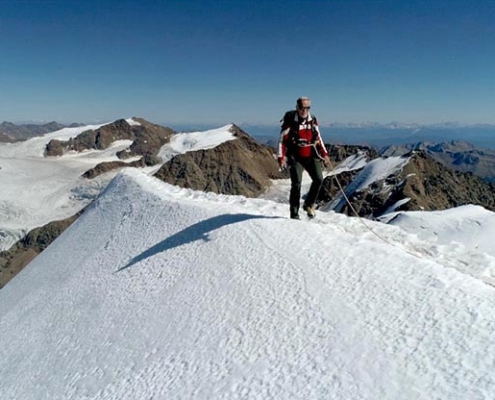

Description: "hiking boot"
290 213 300 220
303 204 316 218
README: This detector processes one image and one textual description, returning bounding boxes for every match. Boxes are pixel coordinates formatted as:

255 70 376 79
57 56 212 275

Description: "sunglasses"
298 106 311 111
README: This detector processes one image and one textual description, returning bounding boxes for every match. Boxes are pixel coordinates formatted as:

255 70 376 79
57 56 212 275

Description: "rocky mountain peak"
154 124 284 197
45 118 176 178
320 148 495 218
4 125 495 290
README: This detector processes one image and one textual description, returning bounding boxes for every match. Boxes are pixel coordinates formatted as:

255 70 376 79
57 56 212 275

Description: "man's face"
297 99 311 118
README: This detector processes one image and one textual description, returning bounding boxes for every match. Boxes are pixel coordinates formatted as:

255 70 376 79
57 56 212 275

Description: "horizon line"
4 118 495 128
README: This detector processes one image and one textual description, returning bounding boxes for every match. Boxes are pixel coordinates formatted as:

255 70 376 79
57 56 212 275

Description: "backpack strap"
281 110 319 144
310 115 319 143
280 110 322 159
280 110 299 148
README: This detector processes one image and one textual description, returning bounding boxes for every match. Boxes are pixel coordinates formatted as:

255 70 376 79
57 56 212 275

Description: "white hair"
296 97 311 107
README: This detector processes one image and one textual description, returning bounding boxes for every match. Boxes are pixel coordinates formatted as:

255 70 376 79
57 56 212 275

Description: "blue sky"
1 0 494 126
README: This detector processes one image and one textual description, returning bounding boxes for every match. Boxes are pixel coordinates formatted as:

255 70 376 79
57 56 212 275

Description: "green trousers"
289 157 324 217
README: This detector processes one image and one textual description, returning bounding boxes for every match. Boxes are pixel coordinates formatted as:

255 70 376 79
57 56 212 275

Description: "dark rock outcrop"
387 151 495 212
321 149 495 218
45 118 176 178
46 118 174 157
0 210 83 289
154 125 284 197
318 144 380 202
82 157 151 179
1 124 286 289
45 139 66 155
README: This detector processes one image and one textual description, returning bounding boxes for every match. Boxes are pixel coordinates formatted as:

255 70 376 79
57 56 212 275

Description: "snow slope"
156 124 237 163
381 205 495 257
326 150 369 175
1 168 495 400
0 122 238 251
0 122 117 250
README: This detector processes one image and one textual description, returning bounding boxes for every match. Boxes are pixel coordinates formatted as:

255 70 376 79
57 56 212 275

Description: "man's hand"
278 157 287 170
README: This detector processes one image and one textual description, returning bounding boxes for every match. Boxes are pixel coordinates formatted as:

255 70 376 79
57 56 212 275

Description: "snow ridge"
0 123 238 251
1 169 495 399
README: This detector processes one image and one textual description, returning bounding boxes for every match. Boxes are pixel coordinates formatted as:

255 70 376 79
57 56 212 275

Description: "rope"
279 138 422 258
313 144 423 259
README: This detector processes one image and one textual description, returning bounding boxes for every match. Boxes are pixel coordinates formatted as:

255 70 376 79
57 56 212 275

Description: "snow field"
1 169 494 399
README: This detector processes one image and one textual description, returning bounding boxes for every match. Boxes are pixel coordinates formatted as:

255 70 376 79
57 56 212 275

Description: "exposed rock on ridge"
317 144 381 203
320 149 495 218
45 118 175 177
0 210 83 289
154 125 284 197
46 118 174 158
1 124 285 288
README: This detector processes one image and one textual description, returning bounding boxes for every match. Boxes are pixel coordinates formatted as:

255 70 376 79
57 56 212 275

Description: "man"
278 97 331 219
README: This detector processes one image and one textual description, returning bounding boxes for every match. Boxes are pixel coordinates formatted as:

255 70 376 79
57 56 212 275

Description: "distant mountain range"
326 123 495 150
237 122 495 151
0 121 83 142
46 117 175 177
2 118 495 288
380 141 495 182
5 120 495 150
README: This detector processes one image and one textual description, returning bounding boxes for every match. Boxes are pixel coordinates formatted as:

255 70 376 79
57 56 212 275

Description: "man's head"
296 97 311 119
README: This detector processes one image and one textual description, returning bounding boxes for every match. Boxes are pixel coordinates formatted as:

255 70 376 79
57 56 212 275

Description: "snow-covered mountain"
2 120 495 291
314 146 495 218
0 120 279 288
0 119 238 252
0 120 118 251
2 119 495 398
1 168 495 399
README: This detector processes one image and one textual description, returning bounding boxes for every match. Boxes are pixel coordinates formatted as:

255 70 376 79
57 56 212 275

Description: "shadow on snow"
116 213 282 273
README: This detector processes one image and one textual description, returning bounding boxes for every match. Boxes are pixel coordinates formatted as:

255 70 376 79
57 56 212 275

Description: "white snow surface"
157 124 237 163
382 197 412 214
0 123 237 251
381 204 495 257
0 122 135 251
125 118 141 126
326 150 369 175
1 168 495 399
